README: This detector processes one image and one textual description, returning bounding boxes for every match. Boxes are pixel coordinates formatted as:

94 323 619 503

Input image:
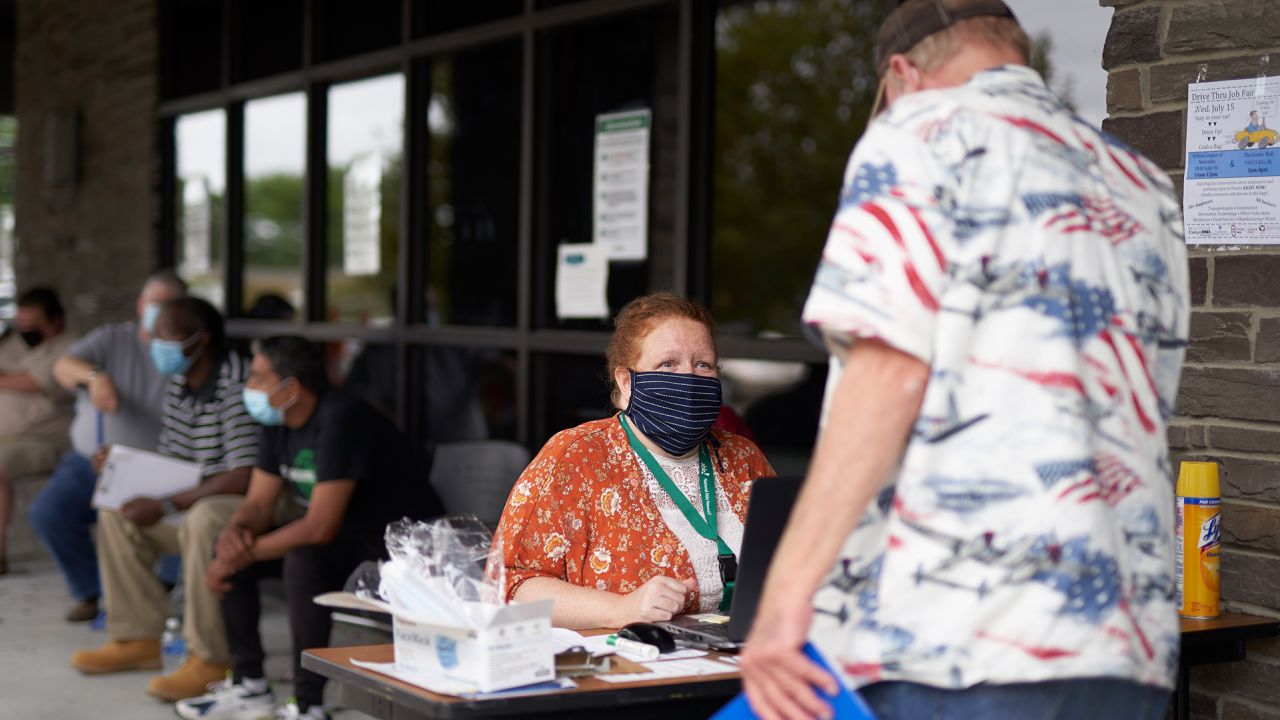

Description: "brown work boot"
70 639 161 674
146 655 231 701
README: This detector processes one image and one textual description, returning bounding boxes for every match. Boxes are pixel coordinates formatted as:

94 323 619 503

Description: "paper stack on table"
597 658 738 683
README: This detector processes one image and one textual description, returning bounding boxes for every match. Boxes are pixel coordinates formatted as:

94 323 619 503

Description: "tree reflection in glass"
244 92 305 319
175 110 227 309
327 73 404 325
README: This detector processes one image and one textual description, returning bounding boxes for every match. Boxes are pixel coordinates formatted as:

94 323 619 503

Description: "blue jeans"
861 678 1170 720
28 452 100 601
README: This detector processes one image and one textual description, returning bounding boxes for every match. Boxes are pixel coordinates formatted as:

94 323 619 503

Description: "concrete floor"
0 557 373 719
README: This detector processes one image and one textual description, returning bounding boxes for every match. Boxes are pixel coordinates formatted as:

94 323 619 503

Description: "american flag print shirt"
801 65 1189 690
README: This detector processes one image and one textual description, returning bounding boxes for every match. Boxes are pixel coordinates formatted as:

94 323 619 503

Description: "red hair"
605 292 717 408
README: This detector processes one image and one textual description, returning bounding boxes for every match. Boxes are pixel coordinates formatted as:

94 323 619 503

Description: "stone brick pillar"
13 0 158 330
1101 1 1280 718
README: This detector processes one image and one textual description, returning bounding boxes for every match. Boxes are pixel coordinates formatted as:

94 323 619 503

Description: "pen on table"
606 634 660 660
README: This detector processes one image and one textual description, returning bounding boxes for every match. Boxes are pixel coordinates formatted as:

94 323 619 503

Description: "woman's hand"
610 575 697 626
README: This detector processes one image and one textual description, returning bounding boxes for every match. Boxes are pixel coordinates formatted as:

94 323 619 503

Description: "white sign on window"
343 152 383 276
593 109 650 261
181 177 212 275
555 243 610 320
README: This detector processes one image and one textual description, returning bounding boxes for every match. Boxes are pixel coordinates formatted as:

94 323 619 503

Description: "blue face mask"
149 334 203 376
243 380 293 426
142 303 162 335
624 370 723 457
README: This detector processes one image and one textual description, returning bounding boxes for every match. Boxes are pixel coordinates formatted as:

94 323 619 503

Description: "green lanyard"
619 414 736 612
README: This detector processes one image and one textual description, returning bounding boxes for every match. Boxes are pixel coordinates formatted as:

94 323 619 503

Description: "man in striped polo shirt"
71 297 260 703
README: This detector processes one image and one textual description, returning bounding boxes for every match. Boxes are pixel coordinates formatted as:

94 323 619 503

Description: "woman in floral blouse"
495 293 775 629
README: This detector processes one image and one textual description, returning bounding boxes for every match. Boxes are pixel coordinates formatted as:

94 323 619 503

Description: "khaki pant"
98 495 241 665
0 436 63 477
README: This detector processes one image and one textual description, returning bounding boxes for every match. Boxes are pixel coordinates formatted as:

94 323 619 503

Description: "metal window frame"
158 0 826 449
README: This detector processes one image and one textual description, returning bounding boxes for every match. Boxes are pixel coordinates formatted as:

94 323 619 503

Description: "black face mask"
19 330 44 348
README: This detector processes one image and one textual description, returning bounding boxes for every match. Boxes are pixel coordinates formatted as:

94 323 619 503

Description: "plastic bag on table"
378 516 509 628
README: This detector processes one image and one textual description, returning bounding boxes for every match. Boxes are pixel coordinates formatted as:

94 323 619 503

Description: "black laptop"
657 475 802 650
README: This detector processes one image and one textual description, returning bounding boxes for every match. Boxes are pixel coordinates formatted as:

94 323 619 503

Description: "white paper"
343 152 383 275
593 109 650 260
596 658 738 684
555 244 609 320
91 445 202 511
551 628 706 663
1185 76 1280 244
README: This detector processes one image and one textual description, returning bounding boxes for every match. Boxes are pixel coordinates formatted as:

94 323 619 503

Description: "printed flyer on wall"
1185 76 1280 244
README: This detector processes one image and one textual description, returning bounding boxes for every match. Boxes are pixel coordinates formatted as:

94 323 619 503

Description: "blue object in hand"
712 643 876 720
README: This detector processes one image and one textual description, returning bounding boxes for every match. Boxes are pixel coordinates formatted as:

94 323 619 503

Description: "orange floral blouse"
496 415 775 612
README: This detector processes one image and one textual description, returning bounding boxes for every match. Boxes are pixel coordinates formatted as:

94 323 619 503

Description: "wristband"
160 498 178 516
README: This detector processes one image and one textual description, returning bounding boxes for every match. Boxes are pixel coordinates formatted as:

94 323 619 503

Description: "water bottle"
161 617 186 674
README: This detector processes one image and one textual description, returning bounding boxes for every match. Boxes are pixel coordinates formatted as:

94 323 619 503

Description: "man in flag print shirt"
740 2 1189 719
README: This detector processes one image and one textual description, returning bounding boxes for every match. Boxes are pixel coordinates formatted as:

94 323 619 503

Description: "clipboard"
92 445 202 510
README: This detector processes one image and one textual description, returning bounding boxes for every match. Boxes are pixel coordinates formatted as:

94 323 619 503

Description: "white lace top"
636 451 745 612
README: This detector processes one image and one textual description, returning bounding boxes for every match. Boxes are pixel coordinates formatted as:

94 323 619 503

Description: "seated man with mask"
495 293 775 630
0 287 77 574
71 297 259 704
175 336 443 720
36 270 185 622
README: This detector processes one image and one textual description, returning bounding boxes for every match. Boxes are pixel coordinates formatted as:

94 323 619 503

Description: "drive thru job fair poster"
1185 76 1280 244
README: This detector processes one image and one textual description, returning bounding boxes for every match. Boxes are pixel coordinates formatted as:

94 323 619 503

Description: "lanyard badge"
620 414 738 612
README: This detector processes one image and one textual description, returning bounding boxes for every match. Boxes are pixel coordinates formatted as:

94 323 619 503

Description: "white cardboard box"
314 592 554 694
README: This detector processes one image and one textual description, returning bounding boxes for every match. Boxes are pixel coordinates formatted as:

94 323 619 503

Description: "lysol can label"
1179 496 1221 619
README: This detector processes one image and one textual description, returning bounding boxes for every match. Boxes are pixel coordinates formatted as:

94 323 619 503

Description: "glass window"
712 0 884 339
175 109 227 310
342 343 520 446
426 42 522 327
327 74 404 325
413 2 522 37
161 0 223 99
1006 0 1111 128
416 346 519 449
531 352 614 447
244 92 306 319
720 358 826 476
534 5 680 330
336 340 402 424
0 117 14 330
315 0 401 62
231 0 304 83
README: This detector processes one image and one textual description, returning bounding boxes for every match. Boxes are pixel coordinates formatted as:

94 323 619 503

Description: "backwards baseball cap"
875 0 1018 76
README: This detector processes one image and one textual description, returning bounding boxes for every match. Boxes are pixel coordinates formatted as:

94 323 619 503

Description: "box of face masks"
314 591 554 694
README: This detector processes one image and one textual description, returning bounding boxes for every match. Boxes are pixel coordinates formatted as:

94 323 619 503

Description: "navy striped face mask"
624 370 723 457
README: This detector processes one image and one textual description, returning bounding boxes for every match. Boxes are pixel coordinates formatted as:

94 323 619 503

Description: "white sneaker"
175 677 276 720
273 700 329 720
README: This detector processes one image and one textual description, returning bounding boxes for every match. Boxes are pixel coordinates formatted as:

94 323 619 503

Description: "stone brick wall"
1101 1 1280 717
13 0 157 331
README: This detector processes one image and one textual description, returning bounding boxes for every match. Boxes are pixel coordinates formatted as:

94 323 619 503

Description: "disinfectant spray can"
1177 461 1221 619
